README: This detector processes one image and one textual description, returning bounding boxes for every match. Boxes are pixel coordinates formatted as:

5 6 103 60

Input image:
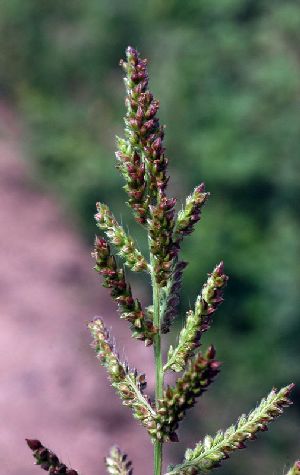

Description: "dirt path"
0 102 154 475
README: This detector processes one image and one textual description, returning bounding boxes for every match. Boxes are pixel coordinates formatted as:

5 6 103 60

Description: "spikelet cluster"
26 439 78 475
105 447 133 475
166 385 294 474
157 347 221 442
165 262 228 372
92 236 156 343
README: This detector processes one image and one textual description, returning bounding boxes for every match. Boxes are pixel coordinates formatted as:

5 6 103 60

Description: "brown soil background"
0 102 158 475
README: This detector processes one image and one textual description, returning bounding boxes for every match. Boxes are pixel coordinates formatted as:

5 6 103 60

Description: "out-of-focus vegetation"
1 1 299 473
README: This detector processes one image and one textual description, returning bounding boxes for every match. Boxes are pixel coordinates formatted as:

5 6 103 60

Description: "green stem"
152 262 163 475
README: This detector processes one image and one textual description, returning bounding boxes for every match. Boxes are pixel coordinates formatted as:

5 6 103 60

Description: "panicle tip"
26 439 42 451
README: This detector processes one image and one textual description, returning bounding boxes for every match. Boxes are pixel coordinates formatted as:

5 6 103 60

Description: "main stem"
152 261 163 475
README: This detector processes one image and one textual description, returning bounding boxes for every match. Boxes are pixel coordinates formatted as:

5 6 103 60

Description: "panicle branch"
166 384 294 475
156 346 221 442
175 184 209 242
93 236 156 344
95 202 148 272
26 439 78 475
164 262 228 372
88 318 157 435
105 446 133 475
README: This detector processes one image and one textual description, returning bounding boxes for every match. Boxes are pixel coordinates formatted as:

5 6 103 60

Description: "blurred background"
0 1 299 474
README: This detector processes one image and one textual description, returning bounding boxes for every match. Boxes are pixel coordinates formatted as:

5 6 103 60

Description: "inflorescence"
26 46 297 475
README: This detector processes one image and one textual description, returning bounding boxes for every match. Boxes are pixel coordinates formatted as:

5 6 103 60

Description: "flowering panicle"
26 47 296 475
88 318 157 433
286 461 300 475
93 236 156 343
175 184 209 241
164 262 228 372
26 439 78 475
156 347 221 442
95 202 148 272
105 446 133 475
166 385 294 475
161 260 187 334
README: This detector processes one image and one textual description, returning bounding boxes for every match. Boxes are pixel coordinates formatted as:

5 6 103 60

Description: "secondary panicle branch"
26 439 79 475
166 384 294 475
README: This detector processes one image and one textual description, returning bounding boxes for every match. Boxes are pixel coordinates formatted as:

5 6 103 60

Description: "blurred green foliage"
1 0 300 473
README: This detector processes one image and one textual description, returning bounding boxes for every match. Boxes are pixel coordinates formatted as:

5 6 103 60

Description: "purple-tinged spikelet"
26 439 79 474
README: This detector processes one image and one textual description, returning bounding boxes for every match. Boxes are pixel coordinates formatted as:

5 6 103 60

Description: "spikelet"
105 446 133 475
95 202 148 272
156 347 221 442
164 262 228 372
166 385 294 474
286 461 300 475
92 236 156 344
26 439 79 475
